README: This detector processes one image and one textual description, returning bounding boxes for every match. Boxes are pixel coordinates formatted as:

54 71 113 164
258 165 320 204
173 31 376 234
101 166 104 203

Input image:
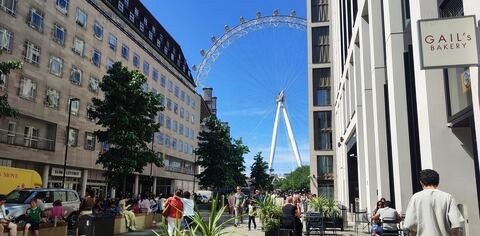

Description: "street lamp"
192 148 198 193
62 97 80 189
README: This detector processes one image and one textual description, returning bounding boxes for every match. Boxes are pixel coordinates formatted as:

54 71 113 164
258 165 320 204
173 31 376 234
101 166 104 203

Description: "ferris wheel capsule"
273 9 279 16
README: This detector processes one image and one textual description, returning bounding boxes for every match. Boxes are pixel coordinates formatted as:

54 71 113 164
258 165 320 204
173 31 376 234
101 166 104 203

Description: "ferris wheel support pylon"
268 91 302 172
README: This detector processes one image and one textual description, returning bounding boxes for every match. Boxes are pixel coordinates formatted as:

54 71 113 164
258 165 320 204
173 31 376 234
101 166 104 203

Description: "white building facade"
329 0 480 234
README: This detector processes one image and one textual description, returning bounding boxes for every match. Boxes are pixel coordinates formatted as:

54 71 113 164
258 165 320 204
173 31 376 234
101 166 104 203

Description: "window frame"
48 56 63 77
55 0 69 14
121 44 129 60
19 78 37 100
93 22 103 40
91 49 102 67
28 8 44 32
108 34 117 51
84 132 96 150
52 23 66 45
24 41 40 65
70 66 82 86
73 37 85 56
133 53 140 68
0 0 16 16
0 27 13 52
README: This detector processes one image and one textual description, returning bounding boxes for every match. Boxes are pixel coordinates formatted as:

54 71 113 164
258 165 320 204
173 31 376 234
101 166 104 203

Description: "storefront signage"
418 15 479 69
51 168 81 178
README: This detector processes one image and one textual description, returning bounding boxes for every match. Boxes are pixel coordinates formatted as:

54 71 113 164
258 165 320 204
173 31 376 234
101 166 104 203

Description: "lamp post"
193 148 197 193
62 97 79 189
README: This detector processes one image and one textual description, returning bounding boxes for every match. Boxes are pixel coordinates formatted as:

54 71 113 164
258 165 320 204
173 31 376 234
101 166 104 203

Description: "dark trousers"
248 216 256 230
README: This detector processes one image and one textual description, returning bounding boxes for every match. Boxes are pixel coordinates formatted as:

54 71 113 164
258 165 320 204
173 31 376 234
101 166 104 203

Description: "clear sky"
141 0 309 174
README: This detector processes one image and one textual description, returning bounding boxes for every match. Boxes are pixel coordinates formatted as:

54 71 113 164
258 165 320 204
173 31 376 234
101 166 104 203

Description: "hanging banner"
418 15 479 69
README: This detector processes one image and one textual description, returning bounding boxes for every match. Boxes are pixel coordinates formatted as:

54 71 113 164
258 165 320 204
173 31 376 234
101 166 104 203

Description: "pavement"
119 211 371 236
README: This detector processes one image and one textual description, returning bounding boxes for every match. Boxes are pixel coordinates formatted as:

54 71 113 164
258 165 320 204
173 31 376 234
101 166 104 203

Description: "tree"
88 62 163 188
196 116 248 192
0 60 22 118
250 152 273 190
278 166 310 192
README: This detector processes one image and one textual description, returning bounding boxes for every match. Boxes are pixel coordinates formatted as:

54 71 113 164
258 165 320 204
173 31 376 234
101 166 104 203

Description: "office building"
0 0 201 197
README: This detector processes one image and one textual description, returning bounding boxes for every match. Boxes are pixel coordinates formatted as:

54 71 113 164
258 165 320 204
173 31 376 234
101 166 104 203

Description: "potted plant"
308 196 343 231
258 194 282 236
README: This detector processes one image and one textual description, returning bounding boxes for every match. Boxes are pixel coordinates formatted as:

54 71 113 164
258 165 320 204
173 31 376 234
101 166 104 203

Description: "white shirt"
403 189 465 236
181 198 195 217
376 207 400 230
0 204 9 220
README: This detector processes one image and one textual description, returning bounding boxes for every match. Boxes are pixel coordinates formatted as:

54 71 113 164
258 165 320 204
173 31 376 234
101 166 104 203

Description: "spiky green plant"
257 194 282 232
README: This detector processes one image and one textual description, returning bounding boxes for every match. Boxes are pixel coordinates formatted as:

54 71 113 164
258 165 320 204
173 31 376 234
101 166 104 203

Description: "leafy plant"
0 60 22 118
258 194 282 232
309 195 339 217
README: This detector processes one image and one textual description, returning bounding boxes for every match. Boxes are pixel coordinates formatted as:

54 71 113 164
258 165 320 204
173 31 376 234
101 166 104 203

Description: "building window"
108 34 117 50
0 73 6 90
93 22 103 40
159 94 165 106
133 53 140 68
45 88 60 109
311 0 328 22
172 120 178 133
439 0 464 17
106 58 114 71
56 0 69 14
88 76 99 93
7 122 15 144
143 61 150 76
28 8 43 32
166 116 171 129
124 0 129 7
0 27 13 52
185 111 190 122
313 68 331 106
319 184 334 199
167 98 172 111
142 83 148 92
160 74 166 87
158 113 164 126
174 86 179 97
19 78 36 100
445 67 472 116
68 97 80 115
70 67 82 86
167 80 173 92
23 126 39 148
75 8 87 27
117 1 124 12
121 44 129 60
165 135 170 148
67 128 78 146
134 7 139 16
129 12 135 22
85 132 96 150
156 39 161 48
180 91 185 102
172 138 177 150
312 27 330 63
313 111 332 150
52 24 65 45
148 31 153 40
0 0 16 15
152 69 158 81
91 49 101 67
139 22 144 32
174 103 178 115
180 107 184 118
184 127 189 138
156 132 163 144
186 95 190 106
48 56 63 77
317 155 333 177
86 104 95 121
23 41 40 65
73 37 85 56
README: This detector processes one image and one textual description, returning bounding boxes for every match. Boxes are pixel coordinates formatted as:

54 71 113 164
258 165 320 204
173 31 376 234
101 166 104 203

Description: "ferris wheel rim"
192 12 307 87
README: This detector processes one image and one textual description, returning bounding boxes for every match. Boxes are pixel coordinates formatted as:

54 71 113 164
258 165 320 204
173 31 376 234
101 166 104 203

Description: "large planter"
264 228 279 236
323 217 344 231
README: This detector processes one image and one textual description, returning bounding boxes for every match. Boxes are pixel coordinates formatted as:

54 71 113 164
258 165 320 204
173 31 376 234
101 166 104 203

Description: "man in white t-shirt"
372 201 400 234
403 169 464 236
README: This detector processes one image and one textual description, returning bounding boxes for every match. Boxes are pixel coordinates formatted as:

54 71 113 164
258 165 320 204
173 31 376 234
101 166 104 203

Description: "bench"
113 212 154 235
2 222 67 235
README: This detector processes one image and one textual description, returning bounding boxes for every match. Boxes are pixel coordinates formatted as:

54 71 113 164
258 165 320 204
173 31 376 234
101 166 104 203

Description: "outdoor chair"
278 215 296 236
381 217 401 236
354 209 369 233
304 212 324 236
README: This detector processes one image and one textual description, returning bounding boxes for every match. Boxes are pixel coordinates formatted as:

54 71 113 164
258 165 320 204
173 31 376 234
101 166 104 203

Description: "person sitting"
0 194 17 236
119 195 137 231
50 200 65 222
371 201 400 235
25 199 41 236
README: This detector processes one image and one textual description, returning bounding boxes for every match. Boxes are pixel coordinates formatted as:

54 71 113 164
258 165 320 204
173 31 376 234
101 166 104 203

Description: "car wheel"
67 212 78 229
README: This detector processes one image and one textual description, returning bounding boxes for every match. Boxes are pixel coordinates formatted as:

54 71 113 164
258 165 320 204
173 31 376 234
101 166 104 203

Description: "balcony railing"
318 172 334 181
0 129 55 151
164 165 194 175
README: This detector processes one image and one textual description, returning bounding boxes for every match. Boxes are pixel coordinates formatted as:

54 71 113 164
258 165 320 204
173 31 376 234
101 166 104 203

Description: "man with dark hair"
371 201 400 235
403 169 464 236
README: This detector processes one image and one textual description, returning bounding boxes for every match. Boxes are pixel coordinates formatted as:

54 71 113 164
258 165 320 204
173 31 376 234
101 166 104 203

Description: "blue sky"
141 1 308 174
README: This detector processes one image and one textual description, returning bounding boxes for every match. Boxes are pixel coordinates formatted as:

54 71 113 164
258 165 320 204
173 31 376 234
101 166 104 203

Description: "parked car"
4 188 80 228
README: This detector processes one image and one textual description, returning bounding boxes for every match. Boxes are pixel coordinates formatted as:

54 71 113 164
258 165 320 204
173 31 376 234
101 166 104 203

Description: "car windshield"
5 190 34 204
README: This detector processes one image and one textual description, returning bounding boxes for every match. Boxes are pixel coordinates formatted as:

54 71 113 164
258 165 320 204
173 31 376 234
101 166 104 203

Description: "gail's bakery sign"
418 15 479 69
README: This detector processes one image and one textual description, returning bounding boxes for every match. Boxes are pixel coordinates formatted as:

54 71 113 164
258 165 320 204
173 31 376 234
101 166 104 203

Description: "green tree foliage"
196 116 248 191
278 166 310 192
250 152 273 190
88 62 163 187
0 60 22 118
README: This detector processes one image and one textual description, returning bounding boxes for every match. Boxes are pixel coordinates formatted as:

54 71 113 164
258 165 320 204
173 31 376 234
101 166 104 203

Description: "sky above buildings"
141 0 308 174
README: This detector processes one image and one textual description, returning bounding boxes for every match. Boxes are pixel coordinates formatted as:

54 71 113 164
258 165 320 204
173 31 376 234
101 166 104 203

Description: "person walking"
247 200 257 231
233 186 246 227
163 190 184 236
181 191 195 230
403 169 464 236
